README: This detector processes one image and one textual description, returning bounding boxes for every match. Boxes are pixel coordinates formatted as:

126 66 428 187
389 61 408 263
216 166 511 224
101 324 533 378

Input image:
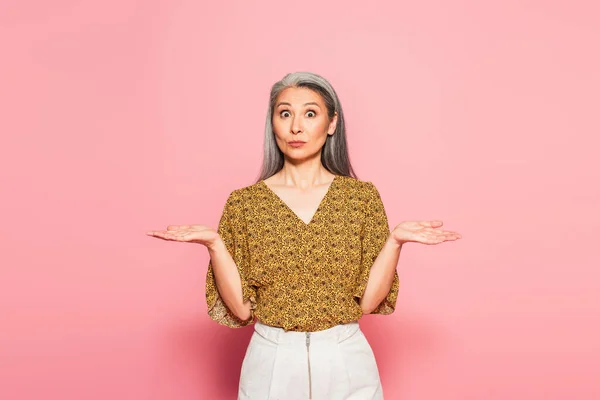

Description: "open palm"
391 220 461 245
146 225 219 246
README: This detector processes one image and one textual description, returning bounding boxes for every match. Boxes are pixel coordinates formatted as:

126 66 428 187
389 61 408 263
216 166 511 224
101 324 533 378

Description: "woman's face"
271 86 338 161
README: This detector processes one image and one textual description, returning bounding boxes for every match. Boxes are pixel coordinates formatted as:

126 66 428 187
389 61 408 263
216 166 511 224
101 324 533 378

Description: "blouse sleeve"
205 190 257 328
353 181 400 314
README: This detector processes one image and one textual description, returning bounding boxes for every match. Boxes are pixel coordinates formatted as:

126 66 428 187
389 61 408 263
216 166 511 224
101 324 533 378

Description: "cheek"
312 119 331 136
272 117 288 133
316 117 331 130
271 120 282 137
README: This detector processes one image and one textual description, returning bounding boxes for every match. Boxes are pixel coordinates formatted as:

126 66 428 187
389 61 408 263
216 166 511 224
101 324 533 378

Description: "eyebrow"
276 102 321 108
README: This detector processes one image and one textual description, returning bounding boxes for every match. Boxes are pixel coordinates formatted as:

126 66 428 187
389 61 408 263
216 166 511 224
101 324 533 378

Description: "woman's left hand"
391 220 461 245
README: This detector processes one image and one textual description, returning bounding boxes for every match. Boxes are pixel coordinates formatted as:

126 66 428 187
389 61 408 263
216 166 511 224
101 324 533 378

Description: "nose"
290 115 303 134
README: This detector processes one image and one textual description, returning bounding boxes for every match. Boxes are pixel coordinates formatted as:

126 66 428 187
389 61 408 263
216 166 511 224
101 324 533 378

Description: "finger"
441 231 462 239
167 225 190 231
420 220 443 227
426 228 460 239
439 233 461 241
148 231 180 241
191 225 210 231
437 230 461 237
148 231 168 238
152 235 173 241
147 232 173 241
423 232 458 243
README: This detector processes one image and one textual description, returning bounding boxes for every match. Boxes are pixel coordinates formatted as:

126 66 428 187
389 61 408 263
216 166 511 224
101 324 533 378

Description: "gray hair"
255 71 358 182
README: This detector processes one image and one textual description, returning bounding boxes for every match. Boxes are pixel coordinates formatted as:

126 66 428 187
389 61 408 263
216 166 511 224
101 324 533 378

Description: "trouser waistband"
254 320 360 345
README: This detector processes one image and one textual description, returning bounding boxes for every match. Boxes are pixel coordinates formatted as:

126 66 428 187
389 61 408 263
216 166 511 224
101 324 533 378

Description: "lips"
288 140 306 147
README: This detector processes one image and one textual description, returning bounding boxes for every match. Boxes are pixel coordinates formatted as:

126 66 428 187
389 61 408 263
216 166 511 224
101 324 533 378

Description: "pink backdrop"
1 1 599 399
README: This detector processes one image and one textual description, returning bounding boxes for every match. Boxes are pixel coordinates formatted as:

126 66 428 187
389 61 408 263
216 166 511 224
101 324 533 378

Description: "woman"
147 71 461 399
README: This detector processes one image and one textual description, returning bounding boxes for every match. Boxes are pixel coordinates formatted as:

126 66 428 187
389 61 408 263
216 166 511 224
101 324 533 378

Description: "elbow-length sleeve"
353 181 400 314
205 190 257 328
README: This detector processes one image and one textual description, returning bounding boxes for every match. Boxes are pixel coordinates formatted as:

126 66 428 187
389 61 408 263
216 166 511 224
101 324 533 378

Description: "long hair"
255 71 358 182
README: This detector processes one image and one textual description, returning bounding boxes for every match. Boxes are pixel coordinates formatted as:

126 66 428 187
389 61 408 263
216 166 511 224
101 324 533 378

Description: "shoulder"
222 181 265 209
336 175 380 199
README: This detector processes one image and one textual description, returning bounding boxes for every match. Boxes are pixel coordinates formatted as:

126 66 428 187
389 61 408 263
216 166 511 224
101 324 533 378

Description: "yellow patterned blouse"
205 174 399 332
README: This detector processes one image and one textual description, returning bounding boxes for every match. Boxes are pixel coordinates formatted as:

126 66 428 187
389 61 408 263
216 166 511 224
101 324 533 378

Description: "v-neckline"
260 175 339 227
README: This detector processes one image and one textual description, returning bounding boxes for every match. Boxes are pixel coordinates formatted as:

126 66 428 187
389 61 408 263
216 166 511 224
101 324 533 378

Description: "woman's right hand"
146 225 221 249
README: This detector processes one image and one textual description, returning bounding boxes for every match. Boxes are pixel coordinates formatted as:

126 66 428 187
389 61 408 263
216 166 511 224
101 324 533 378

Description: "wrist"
207 235 226 253
385 234 404 249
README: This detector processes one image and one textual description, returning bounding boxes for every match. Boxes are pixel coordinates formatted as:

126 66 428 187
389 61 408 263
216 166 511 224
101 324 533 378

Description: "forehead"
275 86 325 106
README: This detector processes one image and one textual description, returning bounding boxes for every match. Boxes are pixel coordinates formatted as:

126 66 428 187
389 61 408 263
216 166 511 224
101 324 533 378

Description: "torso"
208 174 398 332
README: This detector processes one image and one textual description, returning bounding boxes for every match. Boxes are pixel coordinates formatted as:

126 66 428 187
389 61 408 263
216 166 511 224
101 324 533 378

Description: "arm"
359 237 402 314
146 189 257 327
353 181 399 315
205 190 257 327
357 186 463 314
207 238 253 322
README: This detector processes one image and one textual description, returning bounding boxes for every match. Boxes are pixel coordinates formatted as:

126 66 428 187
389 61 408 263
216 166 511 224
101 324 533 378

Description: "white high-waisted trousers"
238 320 384 400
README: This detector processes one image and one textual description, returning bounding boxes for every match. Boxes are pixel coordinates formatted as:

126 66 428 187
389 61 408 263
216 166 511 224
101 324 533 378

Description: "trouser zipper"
306 332 312 400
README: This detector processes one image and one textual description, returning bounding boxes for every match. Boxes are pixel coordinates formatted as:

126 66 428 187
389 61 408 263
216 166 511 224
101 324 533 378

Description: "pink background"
1 1 599 399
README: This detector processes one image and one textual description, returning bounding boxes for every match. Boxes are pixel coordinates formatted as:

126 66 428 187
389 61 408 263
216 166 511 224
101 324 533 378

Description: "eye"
280 110 291 118
306 110 316 118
